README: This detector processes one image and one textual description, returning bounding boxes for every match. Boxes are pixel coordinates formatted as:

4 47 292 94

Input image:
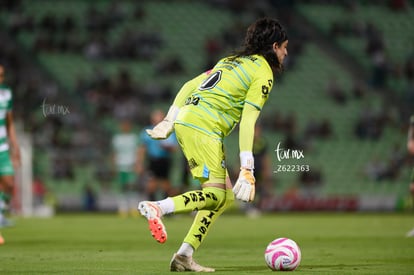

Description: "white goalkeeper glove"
146 106 180 139
232 151 255 202
233 168 256 202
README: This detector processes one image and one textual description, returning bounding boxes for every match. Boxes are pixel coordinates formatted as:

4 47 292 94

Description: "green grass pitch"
0 212 413 274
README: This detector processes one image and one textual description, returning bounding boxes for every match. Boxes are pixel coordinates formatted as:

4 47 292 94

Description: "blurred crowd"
0 0 412 211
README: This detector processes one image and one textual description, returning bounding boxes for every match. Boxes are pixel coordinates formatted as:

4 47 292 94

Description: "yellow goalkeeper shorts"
175 124 226 184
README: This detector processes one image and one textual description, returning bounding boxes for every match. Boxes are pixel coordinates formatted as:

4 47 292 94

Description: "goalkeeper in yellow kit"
138 17 289 272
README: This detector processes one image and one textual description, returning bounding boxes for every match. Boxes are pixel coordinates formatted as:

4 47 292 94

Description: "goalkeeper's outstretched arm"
146 72 209 139
232 103 261 202
172 72 208 108
239 103 261 158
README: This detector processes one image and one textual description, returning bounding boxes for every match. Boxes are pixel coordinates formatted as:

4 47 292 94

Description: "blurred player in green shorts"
407 115 414 237
112 120 139 217
0 65 21 244
138 18 289 271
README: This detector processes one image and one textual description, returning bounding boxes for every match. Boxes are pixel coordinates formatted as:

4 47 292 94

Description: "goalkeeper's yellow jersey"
175 54 273 138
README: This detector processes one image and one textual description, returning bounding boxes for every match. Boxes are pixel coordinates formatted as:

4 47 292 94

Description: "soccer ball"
264 237 301 271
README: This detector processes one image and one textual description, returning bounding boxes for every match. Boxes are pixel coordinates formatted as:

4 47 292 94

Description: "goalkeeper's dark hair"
232 18 288 74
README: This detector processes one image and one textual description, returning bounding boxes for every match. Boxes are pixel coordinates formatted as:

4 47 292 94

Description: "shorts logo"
188 158 198 169
221 160 226 169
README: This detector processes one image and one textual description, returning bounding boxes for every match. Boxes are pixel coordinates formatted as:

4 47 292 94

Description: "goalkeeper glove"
232 168 255 202
232 151 255 202
146 106 180 139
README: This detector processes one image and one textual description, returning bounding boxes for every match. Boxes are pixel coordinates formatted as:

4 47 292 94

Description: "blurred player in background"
0 65 21 244
112 120 139 217
136 109 178 201
138 17 288 272
407 115 414 237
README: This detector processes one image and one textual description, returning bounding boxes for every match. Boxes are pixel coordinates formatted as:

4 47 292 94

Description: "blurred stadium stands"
0 0 413 211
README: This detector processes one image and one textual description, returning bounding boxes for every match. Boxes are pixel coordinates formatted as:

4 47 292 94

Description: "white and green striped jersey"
0 84 12 152
112 132 138 172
